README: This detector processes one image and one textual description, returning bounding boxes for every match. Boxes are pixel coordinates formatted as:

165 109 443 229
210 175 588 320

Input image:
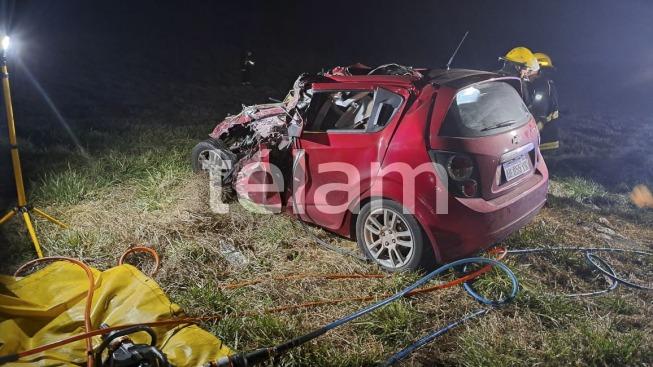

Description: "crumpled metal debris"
209 75 311 152
205 64 421 194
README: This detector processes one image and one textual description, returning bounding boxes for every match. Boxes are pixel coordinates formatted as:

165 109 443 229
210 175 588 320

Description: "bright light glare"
456 87 480 105
1 36 9 51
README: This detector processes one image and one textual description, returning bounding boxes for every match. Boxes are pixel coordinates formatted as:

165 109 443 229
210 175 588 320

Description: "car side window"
303 90 374 132
303 88 403 133
367 88 403 132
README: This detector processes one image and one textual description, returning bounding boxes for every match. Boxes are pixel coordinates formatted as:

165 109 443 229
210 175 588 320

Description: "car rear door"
292 82 407 230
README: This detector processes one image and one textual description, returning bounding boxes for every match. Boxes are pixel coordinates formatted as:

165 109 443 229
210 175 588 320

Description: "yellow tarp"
0 261 232 366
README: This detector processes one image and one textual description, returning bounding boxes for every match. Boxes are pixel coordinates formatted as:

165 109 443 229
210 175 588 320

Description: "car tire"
356 199 436 272
190 139 234 175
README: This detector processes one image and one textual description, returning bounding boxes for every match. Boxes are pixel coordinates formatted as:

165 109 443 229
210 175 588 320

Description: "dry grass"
1 115 653 366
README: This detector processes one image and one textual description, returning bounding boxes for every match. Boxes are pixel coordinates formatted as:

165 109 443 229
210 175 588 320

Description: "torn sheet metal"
207 64 421 154
209 75 311 152
204 64 421 196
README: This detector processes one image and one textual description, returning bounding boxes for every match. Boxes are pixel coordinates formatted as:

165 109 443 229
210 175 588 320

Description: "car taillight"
447 155 474 180
461 179 478 197
430 151 480 198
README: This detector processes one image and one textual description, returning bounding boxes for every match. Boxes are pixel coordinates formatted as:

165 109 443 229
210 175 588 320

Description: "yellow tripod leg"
32 207 68 229
22 211 44 258
0 208 16 225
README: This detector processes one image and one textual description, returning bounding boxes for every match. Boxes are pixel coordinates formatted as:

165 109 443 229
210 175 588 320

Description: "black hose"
380 245 652 365
212 257 518 367
508 246 653 293
93 325 157 367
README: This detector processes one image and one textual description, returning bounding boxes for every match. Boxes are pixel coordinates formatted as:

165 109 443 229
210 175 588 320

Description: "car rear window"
438 81 531 137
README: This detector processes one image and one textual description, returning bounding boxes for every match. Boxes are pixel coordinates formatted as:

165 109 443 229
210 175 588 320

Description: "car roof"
323 74 419 86
427 69 499 89
318 66 503 89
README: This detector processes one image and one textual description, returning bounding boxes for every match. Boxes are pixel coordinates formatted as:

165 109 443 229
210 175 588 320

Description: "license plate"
503 154 531 181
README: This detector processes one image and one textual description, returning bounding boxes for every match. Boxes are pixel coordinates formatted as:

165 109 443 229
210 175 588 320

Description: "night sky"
4 0 653 115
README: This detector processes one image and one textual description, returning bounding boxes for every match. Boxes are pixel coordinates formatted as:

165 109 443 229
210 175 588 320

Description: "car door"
292 82 407 230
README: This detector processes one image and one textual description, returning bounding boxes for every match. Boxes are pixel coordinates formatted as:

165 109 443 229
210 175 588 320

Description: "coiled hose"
211 257 519 367
508 247 653 292
2 246 650 366
381 246 652 366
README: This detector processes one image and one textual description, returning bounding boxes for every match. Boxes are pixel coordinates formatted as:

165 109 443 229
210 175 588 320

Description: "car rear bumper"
421 168 548 263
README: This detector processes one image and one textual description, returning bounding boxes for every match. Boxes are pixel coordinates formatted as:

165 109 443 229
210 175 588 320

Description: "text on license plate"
503 154 531 181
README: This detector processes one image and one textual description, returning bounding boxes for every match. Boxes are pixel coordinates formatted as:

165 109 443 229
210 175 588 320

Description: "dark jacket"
528 73 559 123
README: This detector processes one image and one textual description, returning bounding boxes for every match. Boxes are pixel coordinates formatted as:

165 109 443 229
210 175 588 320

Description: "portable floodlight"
0 35 67 258
1 36 9 52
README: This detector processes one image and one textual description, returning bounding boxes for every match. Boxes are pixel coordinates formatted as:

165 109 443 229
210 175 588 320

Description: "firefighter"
498 47 560 151
531 52 560 151
241 51 255 85
497 47 540 111
498 47 540 81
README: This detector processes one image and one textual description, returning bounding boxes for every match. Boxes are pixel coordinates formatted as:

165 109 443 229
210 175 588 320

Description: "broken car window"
303 88 402 133
367 88 403 132
304 91 374 132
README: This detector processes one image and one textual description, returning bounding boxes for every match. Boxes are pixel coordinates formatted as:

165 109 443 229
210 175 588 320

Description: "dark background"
5 0 653 113
1 0 653 208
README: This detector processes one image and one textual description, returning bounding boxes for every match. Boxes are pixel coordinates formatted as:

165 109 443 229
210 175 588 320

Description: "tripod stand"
0 36 67 258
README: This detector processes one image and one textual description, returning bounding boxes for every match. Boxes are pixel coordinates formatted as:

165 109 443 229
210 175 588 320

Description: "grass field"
1 87 652 366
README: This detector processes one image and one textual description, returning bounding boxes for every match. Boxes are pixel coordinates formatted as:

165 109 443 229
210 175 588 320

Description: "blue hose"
215 257 518 367
382 258 519 366
274 257 517 348
314 257 518 332
218 246 650 367
568 253 618 297
381 309 489 367
382 246 651 366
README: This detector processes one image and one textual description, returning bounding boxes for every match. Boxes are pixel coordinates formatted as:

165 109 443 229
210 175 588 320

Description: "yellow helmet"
534 52 554 68
502 47 539 72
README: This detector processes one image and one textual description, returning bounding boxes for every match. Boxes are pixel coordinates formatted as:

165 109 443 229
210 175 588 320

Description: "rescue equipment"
0 248 508 366
210 244 652 366
207 257 519 367
1 244 649 366
95 324 170 367
0 36 67 258
0 258 232 366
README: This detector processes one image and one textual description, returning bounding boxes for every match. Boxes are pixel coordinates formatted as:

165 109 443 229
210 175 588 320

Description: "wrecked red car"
192 64 548 271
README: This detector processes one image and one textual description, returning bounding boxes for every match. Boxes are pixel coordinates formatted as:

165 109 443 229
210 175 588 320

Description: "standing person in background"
241 51 255 85
531 52 560 151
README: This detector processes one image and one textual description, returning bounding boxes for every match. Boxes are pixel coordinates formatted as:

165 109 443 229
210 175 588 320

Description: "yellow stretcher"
0 261 232 366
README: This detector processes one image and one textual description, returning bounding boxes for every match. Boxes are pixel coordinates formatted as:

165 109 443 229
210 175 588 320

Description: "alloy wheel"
362 207 415 269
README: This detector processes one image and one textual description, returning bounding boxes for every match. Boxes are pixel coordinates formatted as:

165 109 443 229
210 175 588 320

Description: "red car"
192 64 548 271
